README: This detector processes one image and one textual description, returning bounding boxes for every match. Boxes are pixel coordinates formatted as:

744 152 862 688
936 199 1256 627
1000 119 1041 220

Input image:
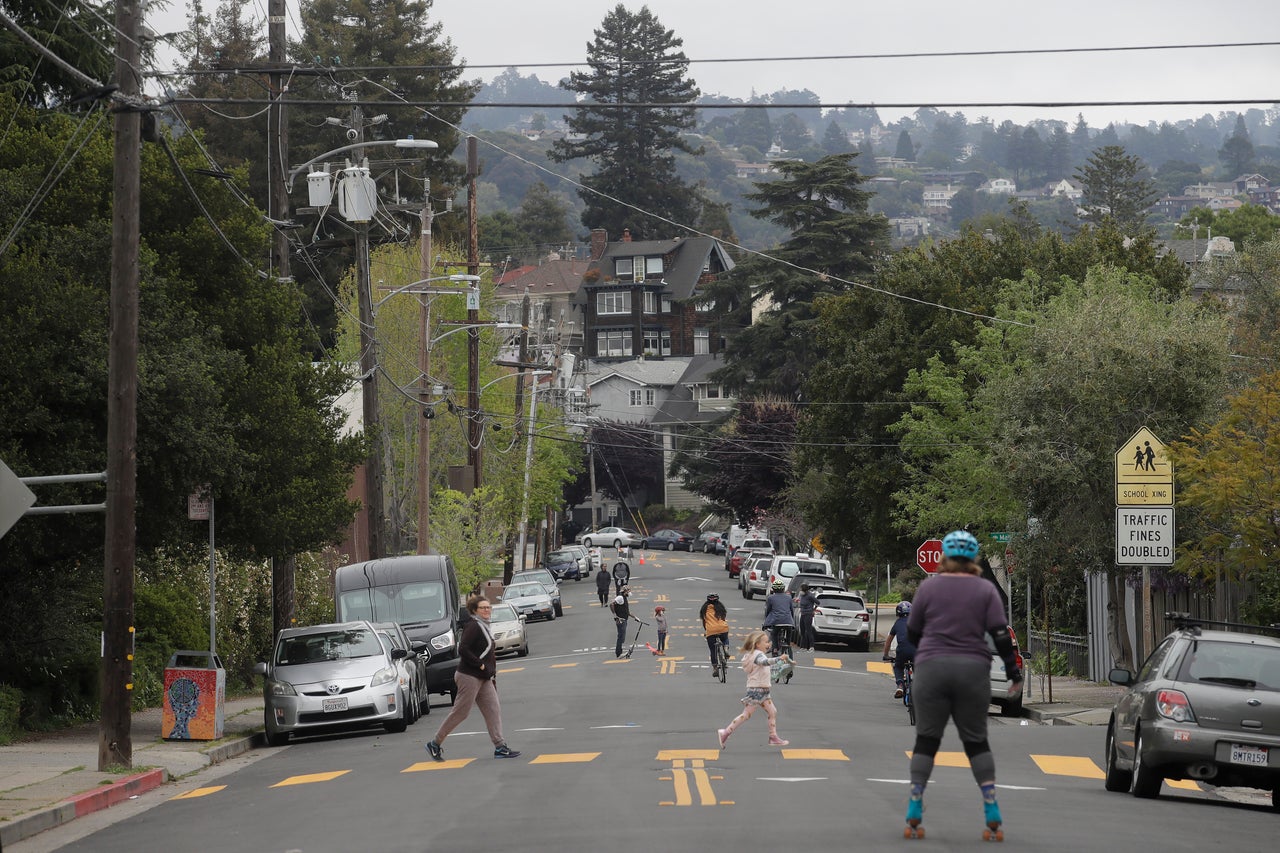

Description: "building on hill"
493 251 591 355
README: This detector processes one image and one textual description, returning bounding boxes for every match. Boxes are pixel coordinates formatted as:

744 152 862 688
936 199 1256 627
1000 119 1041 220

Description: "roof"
494 257 590 300
584 356 693 389
593 236 735 301
650 355 735 428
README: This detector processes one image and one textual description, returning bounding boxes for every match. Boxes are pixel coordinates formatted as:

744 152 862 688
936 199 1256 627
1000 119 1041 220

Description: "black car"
542 550 583 582
694 531 724 553
647 529 694 551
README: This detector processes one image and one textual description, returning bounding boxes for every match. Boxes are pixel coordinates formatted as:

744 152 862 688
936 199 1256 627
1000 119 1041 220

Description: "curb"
0 732 261 848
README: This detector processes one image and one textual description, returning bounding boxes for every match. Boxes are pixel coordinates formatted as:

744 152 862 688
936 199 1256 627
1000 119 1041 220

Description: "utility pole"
417 185 434 554
588 437 600 533
511 290 530 571
266 0 295 648
466 137 482 489
352 105 385 559
101 0 142 772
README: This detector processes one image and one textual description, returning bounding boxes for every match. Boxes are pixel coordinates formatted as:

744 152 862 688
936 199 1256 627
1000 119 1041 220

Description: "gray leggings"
909 656 996 788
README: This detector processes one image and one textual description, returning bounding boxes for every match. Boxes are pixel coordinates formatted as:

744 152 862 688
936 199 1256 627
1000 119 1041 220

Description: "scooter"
622 618 650 659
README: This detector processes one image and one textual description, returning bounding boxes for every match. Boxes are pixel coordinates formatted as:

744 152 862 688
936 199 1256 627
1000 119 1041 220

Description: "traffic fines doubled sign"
1115 427 1174 566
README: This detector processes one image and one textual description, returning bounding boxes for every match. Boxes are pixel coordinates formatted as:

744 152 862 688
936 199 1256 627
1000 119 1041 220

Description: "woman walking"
902 530 1022 841
424 596 520 761
716 630 792 749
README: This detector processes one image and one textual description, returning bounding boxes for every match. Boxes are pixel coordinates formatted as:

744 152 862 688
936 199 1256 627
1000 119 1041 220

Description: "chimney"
621 228 632 242
589 228 608 260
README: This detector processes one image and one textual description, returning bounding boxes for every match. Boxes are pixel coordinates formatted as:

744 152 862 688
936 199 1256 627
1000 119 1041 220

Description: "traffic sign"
0 458 36 541
1115 427 1174 506
1116 507 1174 566
916 538 943 573
989 532 1011 543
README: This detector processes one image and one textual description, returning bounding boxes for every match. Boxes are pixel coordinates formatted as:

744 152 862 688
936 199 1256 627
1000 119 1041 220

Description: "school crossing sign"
1115 427 1175 566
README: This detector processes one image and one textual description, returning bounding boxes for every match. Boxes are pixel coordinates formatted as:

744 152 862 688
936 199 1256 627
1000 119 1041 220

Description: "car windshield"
275 628 385 665
513 571 555 586
490 603 519 622
1182 639 1280 690
505 583 541 598
337 581 447 625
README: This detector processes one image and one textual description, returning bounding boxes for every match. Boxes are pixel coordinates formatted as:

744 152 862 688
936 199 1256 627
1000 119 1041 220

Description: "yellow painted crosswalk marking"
603 658 631 665
659 656 686 674
498 667 524 674
1165 779 1201 791
171 785 225 800
866 661 892 675
657 749 719 761
655 594 670 602
781 749 849 761
403 759 475 772
661 758 722 806
551 662 578 668
1030 754 1105 779
905 750 970 767
812 657 843 669
530 753 600 764
271 770 350 787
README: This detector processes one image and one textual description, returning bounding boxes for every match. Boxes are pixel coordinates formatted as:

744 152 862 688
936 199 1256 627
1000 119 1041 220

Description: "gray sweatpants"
434 672 505 747
909 656 997 787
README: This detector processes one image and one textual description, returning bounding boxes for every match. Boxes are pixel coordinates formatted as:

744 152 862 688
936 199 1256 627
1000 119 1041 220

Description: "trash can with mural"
162 651 225 740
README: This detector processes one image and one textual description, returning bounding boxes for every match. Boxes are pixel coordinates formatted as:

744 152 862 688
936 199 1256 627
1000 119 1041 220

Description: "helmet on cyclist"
895 601 912 617
941 529 980 560
770 580 785 592
706 593 720 602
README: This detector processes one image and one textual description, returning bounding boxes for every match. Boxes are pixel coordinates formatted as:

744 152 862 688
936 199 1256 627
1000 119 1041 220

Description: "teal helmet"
941 529 980 560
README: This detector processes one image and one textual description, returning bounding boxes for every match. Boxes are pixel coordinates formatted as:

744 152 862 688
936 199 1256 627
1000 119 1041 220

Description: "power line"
164 97 1280 110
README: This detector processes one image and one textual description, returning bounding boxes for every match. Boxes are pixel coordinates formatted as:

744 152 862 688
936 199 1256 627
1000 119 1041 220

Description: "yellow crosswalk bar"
1030 754 1104 779
663 758 718 806
812 657 843 669
530 753 600 764
271 770 350 787
866 661 892 675
403 758 475 772
171 785 225 800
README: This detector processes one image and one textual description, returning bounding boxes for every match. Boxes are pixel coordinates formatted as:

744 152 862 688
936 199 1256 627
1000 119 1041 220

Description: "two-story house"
577 229 736 362
493 251 591 354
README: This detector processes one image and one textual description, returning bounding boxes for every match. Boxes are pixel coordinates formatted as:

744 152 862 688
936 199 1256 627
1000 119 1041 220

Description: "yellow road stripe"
689 759 717 805
498 667 524 673
658 749 719 761
171 785 225 800
812 657 843 669
781 749 849 761
905 750 970 767
271 770 350 787
530 752 600 764
551 662 578 668
866 661 893 674
671 761 693 806
1166 779 1201 790
1030 754 1105 779
603 658 631 665
403 758 476 772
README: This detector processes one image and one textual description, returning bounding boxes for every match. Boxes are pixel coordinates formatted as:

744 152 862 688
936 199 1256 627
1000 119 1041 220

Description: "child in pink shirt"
717 630 792 748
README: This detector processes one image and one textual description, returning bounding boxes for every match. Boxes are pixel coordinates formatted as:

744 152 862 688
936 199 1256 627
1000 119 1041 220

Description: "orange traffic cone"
639 554 645 565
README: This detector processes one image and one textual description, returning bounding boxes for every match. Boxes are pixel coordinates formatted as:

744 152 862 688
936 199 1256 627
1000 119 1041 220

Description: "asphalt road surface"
23 550 1279 852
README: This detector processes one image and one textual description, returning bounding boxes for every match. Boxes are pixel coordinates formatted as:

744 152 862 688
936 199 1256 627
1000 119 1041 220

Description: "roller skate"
981 795 1003 842
903 794 924 839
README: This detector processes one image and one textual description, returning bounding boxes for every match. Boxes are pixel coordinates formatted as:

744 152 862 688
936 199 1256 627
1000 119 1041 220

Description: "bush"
0 684 21 744
1031 647 1072 676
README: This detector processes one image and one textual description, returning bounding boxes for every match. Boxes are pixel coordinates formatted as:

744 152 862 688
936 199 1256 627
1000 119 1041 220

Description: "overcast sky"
153 0 1279 128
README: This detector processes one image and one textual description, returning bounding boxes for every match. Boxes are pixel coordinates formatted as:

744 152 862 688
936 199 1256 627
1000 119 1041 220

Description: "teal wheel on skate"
903 823 924 839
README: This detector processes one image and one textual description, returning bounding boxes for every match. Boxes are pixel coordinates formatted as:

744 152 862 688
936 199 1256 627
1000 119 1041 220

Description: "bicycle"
713 636 729 683
767 624 795 683
900 658 915 725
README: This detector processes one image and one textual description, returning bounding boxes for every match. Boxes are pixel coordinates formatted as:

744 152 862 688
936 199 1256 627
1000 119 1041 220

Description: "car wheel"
1130 728 1162 798
1103 722 1132 792
853 635 870 652
385 709 409 734
421 691 431 716
554 601 563 617
265 727 289 747
1272 787 1280 813
613 539 623 549
744 588 754 600
405 691 418 724
665 541 674 551
999 692 1023 717
517 644 529 657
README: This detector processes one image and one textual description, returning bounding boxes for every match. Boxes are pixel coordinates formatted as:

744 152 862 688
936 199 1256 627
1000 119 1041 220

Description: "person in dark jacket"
796 584 818 651
595 566 611 606
425 596 520 761
761 580 796 654
610 585 635 657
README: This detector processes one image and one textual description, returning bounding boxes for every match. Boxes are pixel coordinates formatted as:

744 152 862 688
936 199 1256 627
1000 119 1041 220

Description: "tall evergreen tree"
515 181 572 250
0 0 114 107
1219 114 1256 177
822 121 849 156
549 4 704 238
894 129 915 161
1075 145 1158 232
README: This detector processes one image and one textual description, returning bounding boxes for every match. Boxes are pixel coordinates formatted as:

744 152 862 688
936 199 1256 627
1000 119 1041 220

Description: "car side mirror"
519 615 526 624
253 662 268 676
1108 667 1133 686
391 648 409 660
410 641 429 655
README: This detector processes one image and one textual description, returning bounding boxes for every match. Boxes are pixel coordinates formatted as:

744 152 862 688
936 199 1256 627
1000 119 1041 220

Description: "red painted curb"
65 768 166 817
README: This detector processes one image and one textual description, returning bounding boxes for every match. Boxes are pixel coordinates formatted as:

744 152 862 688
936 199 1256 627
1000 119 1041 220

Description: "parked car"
371 621 431 722
647 529 694 551
254 620 410 746
559 544 594 573
488 602 529 657
694 531 723 553
1104 615 1280 807
578 526 645 549
543 550 583 582
726 537 775 572
510 569 564 617
809 591 871 650
729 547 764 580
988 627 1025 717
766 554 834 591
500 581 556 622
741 553 776 599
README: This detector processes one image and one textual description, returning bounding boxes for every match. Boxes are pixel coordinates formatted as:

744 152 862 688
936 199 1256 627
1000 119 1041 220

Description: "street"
24 549 1278 852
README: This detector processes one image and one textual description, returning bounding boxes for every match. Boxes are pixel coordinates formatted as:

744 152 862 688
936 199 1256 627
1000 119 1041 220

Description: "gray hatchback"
1105 614 1280 809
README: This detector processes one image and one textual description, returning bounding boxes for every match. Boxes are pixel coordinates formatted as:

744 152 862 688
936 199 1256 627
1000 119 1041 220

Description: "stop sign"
916 538 943 573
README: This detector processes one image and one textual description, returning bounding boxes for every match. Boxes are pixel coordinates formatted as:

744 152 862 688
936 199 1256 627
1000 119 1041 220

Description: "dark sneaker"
425 740 443 762
493 744 521 759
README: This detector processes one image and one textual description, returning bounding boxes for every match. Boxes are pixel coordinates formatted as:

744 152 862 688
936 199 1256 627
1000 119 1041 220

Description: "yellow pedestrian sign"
1115 427 1174 506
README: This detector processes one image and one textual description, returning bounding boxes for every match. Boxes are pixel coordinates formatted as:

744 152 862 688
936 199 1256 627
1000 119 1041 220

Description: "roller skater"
901 529 1022 842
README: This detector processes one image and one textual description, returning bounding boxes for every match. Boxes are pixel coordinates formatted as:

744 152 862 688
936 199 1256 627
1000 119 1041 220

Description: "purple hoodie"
906 573 1006 665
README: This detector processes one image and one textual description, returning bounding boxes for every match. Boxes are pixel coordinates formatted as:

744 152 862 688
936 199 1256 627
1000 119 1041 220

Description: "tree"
549 5 704 238
1219 114 1256 177
733 108 773 153
1075 145 1158 232
822 121 850 156
589 420 663 509
894 129 915 161
515 182 572 249
1154 159 1205 197
0 0 114 107
1175 204 1280 248
776 113 811 152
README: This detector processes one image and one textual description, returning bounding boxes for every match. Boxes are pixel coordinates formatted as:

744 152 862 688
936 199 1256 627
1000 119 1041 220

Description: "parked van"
334 555 462 704
726 525 770 552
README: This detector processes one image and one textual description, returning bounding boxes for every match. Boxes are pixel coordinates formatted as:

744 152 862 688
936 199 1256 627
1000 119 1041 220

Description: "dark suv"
1105 613 1280 809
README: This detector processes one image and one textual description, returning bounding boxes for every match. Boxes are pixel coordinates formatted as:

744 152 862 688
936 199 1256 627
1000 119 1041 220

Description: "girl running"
716 630 792 749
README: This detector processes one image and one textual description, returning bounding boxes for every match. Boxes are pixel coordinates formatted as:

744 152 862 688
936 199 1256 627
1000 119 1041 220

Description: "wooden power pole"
466 137 482 489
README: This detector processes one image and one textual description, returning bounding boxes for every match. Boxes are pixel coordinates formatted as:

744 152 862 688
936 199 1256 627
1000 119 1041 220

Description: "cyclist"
902 529 1023 840
882 600 916 699
761 580 796 656
699 593 730 678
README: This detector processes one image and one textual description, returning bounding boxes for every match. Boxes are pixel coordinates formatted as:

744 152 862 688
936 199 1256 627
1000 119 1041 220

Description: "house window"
693 327 710 355
691 383 724 401
613 257 632 279
660 295 672 313
596 330 633 357
645 256 664 276
629 389 655 407
632 256 645 282
643 329 661 355
661 330 672 355
596 291 631 315
643 291 658 313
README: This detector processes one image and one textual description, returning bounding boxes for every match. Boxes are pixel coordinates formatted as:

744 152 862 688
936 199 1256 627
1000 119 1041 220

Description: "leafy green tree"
515 181 572 249
549 4 704 238
1175 204 1280 248
1219 114 1256 177
478 210 533 262
822 121 849 156
1154 159 1205 197
590 420 663 508
714 154 889 398
0 0 114 107
1170 369 1280 625
733 108 773 153
1046 125 1073 181
776 113 811 151
1075 145 1158 232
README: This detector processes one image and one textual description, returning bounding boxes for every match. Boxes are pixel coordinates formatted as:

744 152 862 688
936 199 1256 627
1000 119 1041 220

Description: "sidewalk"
0 696 265 849
0 676 1123 848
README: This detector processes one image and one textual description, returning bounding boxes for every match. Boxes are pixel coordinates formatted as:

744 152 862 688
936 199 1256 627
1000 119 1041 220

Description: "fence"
1026 630 1089 678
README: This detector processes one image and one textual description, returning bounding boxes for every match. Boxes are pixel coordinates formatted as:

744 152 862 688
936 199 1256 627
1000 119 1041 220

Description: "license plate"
322 696 348 713
1230 744 1268 766
828 616 850 625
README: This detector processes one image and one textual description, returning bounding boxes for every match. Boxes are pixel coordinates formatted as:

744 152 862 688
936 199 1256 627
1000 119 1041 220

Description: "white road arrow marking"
757 777 828 782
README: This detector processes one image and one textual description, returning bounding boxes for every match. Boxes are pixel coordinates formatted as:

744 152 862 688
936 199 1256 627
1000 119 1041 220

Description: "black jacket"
456 618 497 681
